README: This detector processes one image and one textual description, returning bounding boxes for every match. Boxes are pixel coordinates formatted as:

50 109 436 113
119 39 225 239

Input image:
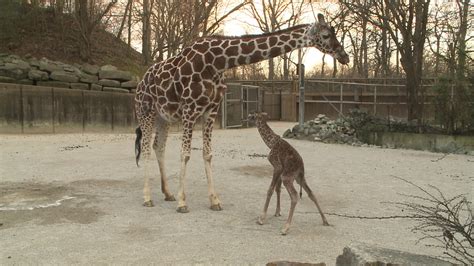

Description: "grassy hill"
0 2 145 76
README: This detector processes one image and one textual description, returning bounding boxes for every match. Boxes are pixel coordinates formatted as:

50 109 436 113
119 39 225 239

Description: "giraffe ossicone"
134 14 349 212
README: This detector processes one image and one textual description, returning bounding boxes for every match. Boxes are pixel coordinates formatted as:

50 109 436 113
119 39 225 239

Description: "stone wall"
0 54 139 93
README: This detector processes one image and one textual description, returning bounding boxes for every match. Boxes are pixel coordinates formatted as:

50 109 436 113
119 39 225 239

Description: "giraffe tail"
135 127 142 167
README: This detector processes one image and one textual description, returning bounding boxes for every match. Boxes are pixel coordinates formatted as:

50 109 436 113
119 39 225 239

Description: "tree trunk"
268 58 275 80
142 0 152 65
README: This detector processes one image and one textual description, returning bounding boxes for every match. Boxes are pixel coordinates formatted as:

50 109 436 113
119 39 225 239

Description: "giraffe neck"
256 118 280 150
201 24 312 71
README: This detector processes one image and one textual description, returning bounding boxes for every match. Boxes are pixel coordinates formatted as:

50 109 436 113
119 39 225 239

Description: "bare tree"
247 0 305 80
341 0 431 124
148 0 248 63
391 176 473 265
73 0 117 62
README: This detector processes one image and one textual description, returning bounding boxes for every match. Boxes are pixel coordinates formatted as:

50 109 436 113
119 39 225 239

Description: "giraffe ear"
317 13 326 24
309 23 317 36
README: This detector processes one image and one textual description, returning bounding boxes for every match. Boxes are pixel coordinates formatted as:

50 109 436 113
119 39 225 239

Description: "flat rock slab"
102 87 129 93
99 79 121 87
98 70 132 81
50 71 79 83
37 81 70 88
335 243 454 266
70 83 90 90
267 261 326 266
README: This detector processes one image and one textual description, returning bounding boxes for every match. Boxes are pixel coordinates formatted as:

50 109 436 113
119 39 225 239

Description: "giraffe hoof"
323 221 330 226
143 200 154 207
210 204 222 211
274 212 281 217
257 217 265 225
164 195 176 201
176 206 189 213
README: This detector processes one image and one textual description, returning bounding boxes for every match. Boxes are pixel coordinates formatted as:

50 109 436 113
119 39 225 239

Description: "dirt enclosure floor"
1 122 473 265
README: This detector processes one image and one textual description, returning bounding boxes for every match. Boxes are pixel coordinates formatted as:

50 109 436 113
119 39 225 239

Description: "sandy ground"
0 122 473 265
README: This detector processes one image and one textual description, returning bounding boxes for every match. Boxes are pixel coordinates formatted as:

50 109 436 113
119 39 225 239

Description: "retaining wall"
0 83 136 134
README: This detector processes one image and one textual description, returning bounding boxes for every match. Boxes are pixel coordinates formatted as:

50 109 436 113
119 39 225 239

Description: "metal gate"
221 83 261 128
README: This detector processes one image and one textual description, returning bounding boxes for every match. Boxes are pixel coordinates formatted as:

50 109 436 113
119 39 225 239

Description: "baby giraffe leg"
302 180 329 226
281 178 299 235
257 174 279 225
274 179 282 217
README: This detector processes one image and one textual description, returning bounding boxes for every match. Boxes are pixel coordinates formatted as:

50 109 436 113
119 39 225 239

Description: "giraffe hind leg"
153 117 175 201
138 113 155 207
301 179 329 226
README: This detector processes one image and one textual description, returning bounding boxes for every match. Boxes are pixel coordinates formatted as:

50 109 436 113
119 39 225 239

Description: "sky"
221 1 341 72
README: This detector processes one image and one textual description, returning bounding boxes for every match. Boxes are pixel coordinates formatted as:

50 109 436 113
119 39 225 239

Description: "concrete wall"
368 131 474 154
0 83 136 134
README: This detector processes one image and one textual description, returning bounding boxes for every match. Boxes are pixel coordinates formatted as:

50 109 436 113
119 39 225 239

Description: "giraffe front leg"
176 117 196 213
280 178 299 235
202 113 222 211
274 178 282 217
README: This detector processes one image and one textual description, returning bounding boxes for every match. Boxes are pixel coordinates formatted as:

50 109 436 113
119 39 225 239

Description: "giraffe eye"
322 34 330 39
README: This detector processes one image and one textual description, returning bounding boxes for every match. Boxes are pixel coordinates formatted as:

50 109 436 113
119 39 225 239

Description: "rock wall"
0 54 139 93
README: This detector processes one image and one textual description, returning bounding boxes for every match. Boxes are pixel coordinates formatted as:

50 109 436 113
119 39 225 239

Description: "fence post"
374 85 377 116
51 87 55 133
340 83 343 115
298 65 305 126
20 85 24 133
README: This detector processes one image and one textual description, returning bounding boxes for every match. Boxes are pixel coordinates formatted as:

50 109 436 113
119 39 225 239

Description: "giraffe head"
248 112 268 123
307 14 349 65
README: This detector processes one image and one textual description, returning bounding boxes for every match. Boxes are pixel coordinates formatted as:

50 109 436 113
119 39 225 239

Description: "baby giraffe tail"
135 127 142 167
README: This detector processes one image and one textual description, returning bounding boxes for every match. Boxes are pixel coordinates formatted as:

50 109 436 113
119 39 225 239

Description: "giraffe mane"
200 24 311 41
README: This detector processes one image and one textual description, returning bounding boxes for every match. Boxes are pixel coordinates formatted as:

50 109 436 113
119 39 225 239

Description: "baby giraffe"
248 112 329 235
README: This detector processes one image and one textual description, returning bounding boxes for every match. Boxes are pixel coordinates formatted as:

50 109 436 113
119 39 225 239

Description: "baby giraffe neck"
256 119 280 150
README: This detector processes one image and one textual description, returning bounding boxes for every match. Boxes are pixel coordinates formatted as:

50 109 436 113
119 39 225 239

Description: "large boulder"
39 59 62 73
121 80 138 88
90 84 102 91
82 63 100 75
0 63 28 79
50 71 79 83
0 76 16 83
28 69 49 81
79 72 99 84
99 79 121 87
335 243 453 266
99 69 133 81
100 64 118 71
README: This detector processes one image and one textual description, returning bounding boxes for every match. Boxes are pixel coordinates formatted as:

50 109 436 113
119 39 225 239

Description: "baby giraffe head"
248 112 269 123
306 14 349 65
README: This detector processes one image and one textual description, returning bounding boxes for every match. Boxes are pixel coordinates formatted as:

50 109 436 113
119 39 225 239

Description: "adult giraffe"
134 14 349 213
